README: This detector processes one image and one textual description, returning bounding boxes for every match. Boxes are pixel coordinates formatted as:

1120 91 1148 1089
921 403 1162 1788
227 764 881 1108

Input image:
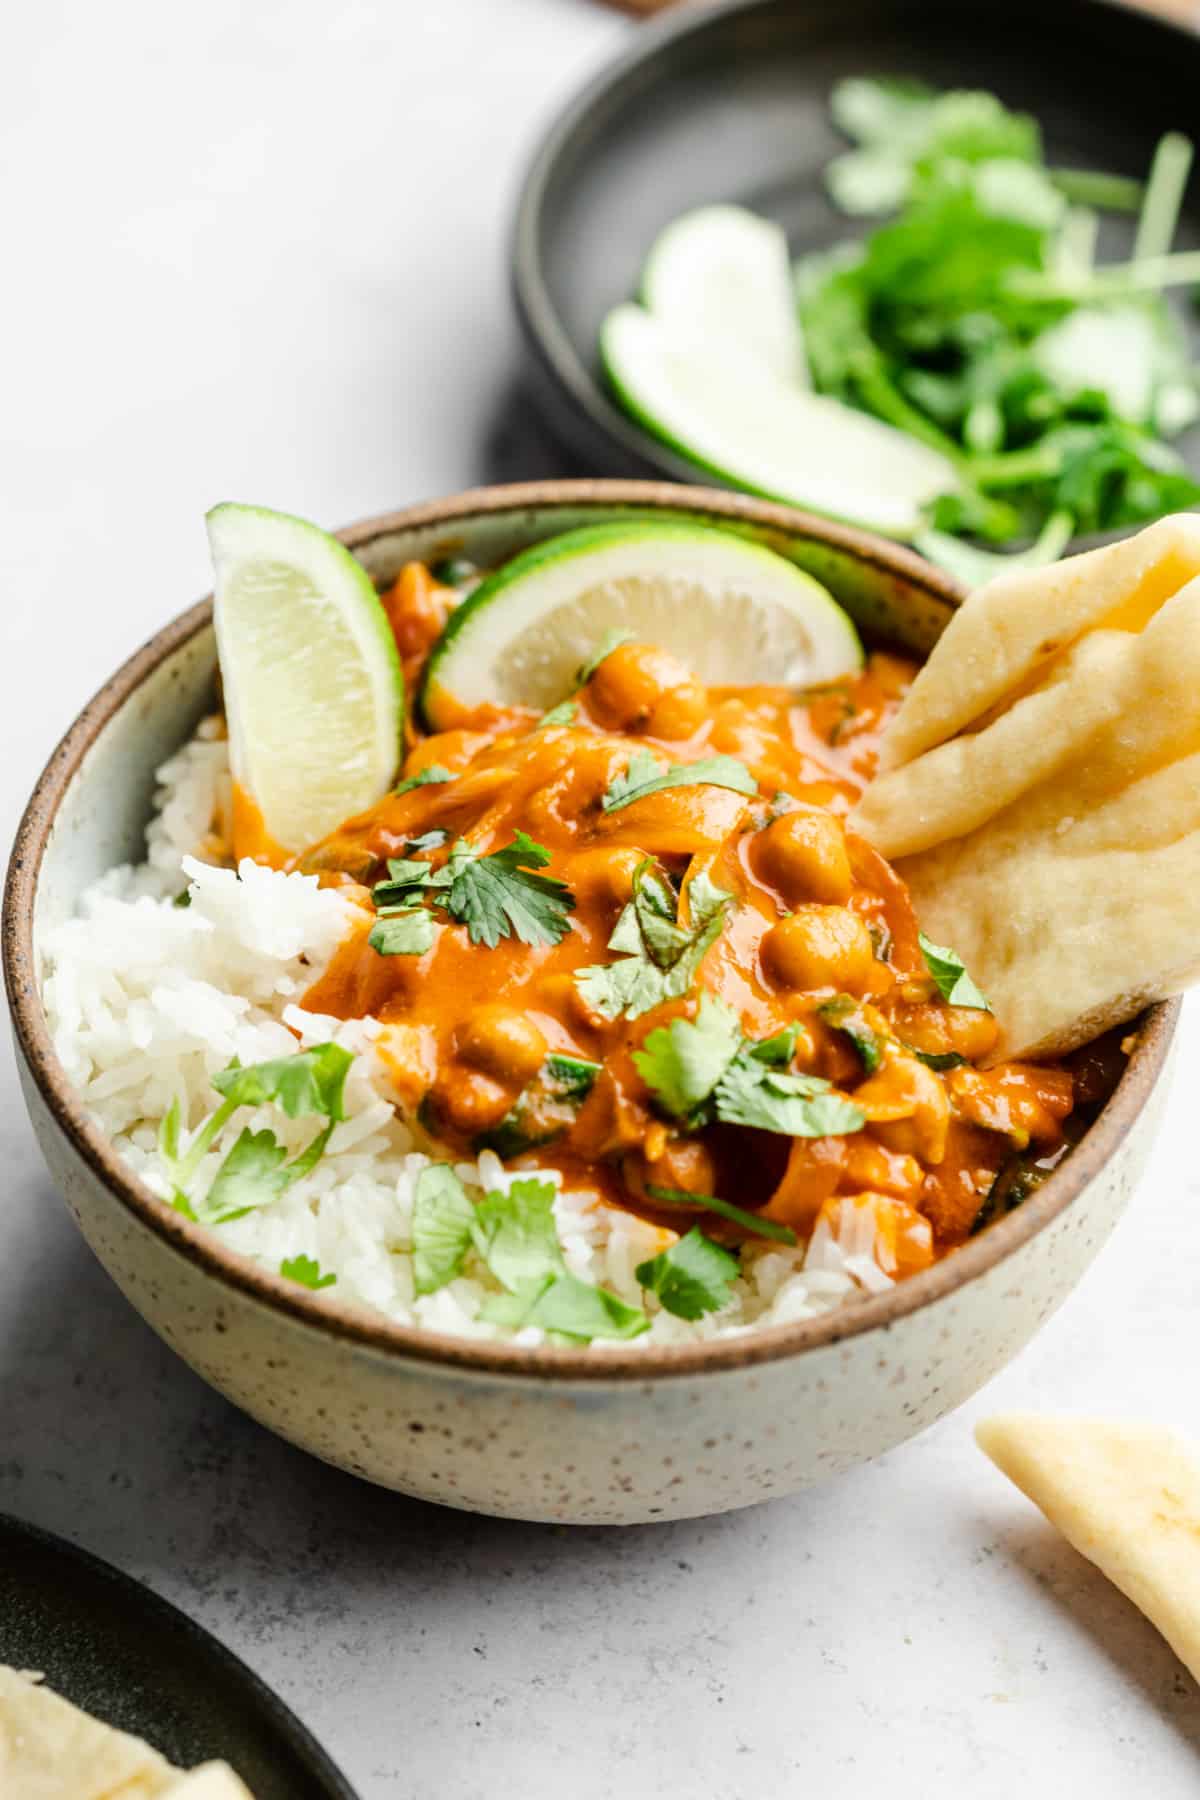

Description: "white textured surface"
2 2 1200 1794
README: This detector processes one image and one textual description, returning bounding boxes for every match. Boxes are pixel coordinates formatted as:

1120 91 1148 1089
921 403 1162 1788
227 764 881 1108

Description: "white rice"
38 726 890 1345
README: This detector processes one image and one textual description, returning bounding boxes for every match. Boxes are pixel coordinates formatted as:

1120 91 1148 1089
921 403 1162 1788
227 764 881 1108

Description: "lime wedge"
641 205 808 384
207 503 403 855
600 304 956 539
420 521 861 728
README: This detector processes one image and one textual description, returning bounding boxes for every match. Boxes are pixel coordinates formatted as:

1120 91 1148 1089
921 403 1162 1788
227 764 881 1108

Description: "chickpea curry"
236 560 1078 1286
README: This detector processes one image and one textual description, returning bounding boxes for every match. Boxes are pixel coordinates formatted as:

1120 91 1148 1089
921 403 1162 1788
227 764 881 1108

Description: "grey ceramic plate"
513 0 1200 499
0 1513 357 1797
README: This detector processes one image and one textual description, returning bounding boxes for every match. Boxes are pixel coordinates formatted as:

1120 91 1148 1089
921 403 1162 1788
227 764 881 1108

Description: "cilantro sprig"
602 750 757 814
370 831 575 956
158 1043 353 1225
576 862 732 1021
919 932 991 1010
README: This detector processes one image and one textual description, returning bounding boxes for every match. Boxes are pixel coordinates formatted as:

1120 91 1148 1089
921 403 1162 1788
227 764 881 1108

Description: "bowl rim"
510 0 1200 500
3 477 1179 1380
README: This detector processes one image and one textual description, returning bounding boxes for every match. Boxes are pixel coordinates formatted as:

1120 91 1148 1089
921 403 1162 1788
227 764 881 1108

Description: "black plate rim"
0 1510 359 1799
512 0 1200 493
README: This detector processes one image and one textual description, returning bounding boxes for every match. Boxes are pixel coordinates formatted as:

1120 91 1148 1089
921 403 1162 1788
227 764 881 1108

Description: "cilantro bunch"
803 78 1200 581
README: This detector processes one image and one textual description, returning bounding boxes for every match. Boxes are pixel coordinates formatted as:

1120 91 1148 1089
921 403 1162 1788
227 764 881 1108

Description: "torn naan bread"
977 1413 1200 1686
0 1666 254 1799
853 513 1200 1060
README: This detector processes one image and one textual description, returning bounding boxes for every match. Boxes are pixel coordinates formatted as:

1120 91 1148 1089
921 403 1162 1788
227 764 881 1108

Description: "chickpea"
641 1135 718 1199
762 906 876 995
587 642 706 739
427 1066 511 1138
753 808 853 905
566 846 644 911
854 1055 950 1165
455 1005 547 1087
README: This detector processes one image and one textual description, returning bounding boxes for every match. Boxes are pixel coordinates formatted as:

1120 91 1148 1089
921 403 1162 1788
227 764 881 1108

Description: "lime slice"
420 521 861 727
600 304 956 539
207 503 403 855
641 205 808 384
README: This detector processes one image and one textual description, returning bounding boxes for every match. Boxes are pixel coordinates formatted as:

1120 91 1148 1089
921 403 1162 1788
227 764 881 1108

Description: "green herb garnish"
430 832 574 948
818 994 885 1073
646 1185 797 1246
280 1253 337 1290
602 750 757 814
369 831 575 955
635 1227 739 1321
160 1044 352 1223
410 1168 647 1339
538 699 578 729
713 1057 866 1138
800 80 1200 573
480 1273 648 1340
393 763 456 799
576 628 634 687
919 932 992 1010
632 994 743 1120
368 908 438 957
575 861 733 1020
478 1054 600 1160
411 1163 478 1296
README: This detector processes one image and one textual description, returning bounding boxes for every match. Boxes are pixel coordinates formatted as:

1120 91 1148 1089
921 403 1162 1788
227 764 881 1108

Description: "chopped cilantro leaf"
199 1122 334 1224
602 750 757 814
281 1253 337 1290
909 1045 968 1070
636 1227 739 1320
818 995 886 1073
411 1163 477 1296
470 1177 564 1291
369 908 438 957
430 831 575 949
919 932 992 1010
172 887 192 908
372 856 435 909
480 1272 648 1341
577 861 733 1022
647 1185 797 1246
158 1046 351 1222
576 628 634 687
211 1042 354 1121
746 1024 800 1067
633 994 742 1119
538 699 578 729
394 764 456 798
714 1057 865 1138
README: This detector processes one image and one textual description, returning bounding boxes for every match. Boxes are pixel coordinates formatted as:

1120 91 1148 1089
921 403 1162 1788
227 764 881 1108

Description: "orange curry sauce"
237 562 1074 1280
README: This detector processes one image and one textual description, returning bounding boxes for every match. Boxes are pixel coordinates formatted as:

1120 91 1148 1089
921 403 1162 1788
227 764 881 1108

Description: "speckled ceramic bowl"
4 481 1179 1525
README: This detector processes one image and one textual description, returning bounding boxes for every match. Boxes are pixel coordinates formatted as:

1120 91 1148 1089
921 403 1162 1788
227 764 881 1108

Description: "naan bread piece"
167 1768 254 1797
852 514 1200 1060
977 1413 1200 1686
0 1667 255 1798
0 1665 175 1797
